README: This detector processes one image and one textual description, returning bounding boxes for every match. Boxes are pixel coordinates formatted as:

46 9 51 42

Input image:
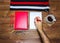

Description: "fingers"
34 17 42 29
34 16 41 23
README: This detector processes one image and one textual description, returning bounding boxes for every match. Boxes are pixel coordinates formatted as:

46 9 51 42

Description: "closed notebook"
14 11 28 30
29 11 42 29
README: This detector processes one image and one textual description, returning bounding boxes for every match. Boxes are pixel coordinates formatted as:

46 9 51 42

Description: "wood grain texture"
43 0 60 43
0 0 60 43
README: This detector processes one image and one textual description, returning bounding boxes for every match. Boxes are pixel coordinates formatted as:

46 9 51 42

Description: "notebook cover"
14 11 28 30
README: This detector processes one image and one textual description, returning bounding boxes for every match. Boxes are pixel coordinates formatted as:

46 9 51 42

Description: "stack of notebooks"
10 0 50 11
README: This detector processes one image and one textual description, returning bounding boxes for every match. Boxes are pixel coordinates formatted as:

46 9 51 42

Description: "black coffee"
47 16 53 22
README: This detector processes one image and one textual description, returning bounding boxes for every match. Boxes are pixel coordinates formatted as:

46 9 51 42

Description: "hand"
34 17 50 43
34 17 42 31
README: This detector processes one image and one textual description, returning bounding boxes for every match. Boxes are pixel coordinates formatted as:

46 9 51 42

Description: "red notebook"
14 11 28 30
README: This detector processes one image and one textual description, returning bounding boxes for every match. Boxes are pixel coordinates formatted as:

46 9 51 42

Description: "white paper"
29 11 42 29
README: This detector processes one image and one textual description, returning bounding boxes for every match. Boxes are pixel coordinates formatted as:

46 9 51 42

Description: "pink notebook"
14 11 28 30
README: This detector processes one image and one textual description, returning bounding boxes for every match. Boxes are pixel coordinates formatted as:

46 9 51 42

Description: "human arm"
34 17 50 43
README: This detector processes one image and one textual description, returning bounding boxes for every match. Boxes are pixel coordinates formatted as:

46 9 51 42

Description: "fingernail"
37 19 41 22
